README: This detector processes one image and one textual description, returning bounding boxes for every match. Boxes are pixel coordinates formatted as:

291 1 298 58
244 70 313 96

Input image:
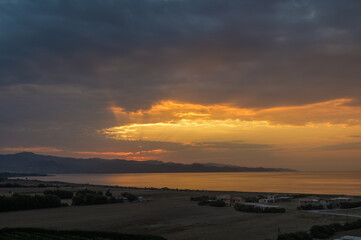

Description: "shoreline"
1 178 361 240
8 178 361 198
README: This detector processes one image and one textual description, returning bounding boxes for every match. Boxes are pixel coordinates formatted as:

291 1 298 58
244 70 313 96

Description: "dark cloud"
0 0 360 169
1 0 361 108
314 142 361 151
192 141 271 150
349 135 361 138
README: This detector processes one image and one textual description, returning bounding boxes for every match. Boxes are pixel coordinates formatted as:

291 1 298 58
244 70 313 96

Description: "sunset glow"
103 99 361 144
1 0 361 170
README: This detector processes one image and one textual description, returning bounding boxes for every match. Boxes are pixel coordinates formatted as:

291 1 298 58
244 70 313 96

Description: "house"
216 195 245 207
216 195 232 206
331 197 352 204
298 199 319 206
231 196 245 206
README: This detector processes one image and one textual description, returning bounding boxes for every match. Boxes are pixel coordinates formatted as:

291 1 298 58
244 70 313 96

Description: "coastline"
1 178 361 240
17 171 361 196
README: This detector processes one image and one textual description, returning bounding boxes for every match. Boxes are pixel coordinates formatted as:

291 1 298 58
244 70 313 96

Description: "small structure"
259 198 275 204
231 197 245 206
298 199 319 206
331 197 352 204
259 195 291 204
335 236 361 240
216 195 245 207
245 203 283 210
115 195 128 201
319 198 333 207
277 196 293 202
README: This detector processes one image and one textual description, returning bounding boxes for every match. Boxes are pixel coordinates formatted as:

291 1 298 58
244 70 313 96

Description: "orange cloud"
102 98 361 147
1 147 62 153
110 98 361 125
74 149 170 161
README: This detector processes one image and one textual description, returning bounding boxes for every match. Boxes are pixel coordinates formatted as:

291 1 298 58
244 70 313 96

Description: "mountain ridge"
0 152 296 173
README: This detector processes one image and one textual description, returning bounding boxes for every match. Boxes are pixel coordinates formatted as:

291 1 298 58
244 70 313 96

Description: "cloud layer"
1 0 361 170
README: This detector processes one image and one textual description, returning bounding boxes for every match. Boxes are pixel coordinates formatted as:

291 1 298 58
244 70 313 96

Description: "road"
307 207 361 219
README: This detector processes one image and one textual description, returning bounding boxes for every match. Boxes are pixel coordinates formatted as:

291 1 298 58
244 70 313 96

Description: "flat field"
0 180 360 240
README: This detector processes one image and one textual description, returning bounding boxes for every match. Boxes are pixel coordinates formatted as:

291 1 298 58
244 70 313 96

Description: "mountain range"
0 152 295 174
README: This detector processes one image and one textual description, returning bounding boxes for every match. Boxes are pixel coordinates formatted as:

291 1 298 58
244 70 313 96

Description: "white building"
245 203 283 210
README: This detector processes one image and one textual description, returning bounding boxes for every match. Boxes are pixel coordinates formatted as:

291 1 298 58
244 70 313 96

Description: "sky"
1 0 361 171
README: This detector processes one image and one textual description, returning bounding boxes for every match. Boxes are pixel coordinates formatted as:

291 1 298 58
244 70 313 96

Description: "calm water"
27 172 361 196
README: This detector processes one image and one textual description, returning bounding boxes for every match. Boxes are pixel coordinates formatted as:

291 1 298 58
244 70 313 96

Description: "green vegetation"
122 192 138 202
0 182 57 188
208 199 226 207
0 172 47 181
310 223 343 239
277 220 361 240
105 189 112 197
291 194 311 199
0 228 166 240
0 183 27 188
277 231 312 240
234 203 286 213
0 194 61 212
72 189 121 206
44 189 73 199
190 196 223 207
297 204 324 210
340 201 361 209
243 195 266 203
190 195 211 202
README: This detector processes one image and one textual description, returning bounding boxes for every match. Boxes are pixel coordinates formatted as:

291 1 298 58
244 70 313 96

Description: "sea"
24 171 361 196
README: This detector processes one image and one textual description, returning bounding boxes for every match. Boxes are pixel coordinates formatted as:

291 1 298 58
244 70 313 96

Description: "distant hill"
0 152 296 174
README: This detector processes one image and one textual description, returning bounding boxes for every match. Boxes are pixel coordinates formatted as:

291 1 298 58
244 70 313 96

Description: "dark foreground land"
0 179 360 240
0 228 165 240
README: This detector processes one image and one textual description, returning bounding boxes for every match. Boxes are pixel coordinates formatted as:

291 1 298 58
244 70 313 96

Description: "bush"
209 199 226 207
75 189 99 196
0 183 27 188
44 190 73 199
292 194 310 199
198 200 209 206
105 190 112 197
297 204 324 210
340 201 361 209
0 227 166 240
191 196 218 206
0 194 61 212
343 219 361 231
329 223 343 232
190 196 210 202
72 189 123 206
122 192 137 202
72 190 108 206
277 231 312 240
282 220 361 240
234 203 285 213
310 225 336 239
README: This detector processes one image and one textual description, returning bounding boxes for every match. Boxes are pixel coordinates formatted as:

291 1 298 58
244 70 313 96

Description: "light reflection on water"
28 172 361 195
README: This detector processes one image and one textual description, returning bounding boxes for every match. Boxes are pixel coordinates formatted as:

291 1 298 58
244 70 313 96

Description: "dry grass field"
0 180 360 240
